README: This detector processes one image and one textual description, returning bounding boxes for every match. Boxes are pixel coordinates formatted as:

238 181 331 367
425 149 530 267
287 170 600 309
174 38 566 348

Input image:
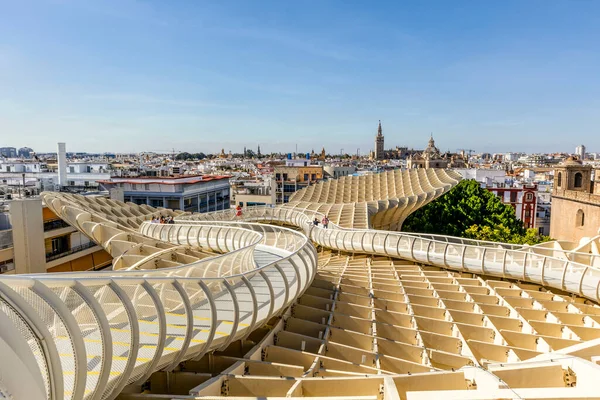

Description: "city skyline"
2 1 600 153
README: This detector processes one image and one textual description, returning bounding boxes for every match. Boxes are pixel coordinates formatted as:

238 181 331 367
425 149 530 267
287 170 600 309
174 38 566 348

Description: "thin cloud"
215 26 354 62
83 93 241 109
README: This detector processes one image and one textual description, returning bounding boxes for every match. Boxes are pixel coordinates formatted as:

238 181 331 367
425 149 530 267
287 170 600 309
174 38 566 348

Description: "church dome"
563 156 583 166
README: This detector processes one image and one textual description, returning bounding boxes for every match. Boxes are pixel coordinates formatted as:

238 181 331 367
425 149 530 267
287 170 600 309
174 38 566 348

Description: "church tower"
374 120 384 160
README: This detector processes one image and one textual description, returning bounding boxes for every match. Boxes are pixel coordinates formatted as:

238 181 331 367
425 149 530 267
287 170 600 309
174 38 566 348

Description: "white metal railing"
181 205 600 304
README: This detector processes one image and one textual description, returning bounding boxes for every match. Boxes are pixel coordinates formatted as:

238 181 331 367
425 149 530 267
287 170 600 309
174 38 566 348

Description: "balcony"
43 219 71 232
0 259 14 273
0 230 12 250
46 241 97 262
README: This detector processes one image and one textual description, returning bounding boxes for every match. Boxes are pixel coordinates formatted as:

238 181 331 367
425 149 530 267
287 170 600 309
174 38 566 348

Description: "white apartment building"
231 178 276 207
0 160 111 193
576 144 586 160
453 168 507 186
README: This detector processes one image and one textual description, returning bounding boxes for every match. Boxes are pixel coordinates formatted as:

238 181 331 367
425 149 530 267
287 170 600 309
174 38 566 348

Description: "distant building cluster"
0 131 598 243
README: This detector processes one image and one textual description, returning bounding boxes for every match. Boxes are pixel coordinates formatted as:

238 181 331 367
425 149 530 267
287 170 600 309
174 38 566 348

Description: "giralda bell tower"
374 120 384 160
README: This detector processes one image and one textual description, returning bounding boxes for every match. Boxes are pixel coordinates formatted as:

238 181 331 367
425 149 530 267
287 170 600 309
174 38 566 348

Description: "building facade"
323 165 357 179
487 183 539 230
274 164 324 203
99 175 231 213
0 160 111 194
0 147 17 158
406 135 449 169
0 198 112 274
231 178 276 207
550 157 600 241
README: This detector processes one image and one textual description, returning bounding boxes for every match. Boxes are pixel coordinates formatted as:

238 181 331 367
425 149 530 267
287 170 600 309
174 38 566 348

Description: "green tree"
402 179 549 245
175 152 206 160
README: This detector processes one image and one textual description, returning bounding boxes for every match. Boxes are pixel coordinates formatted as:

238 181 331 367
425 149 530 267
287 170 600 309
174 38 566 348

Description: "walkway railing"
181 205 600 304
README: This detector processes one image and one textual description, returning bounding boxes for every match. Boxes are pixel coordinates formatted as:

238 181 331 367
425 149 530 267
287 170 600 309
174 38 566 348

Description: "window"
303 174 309 181
84 181 89 187
576 209 585 227
525 193 533 201
131 184 137 190
538 227 544 235
145 184 150 190
557 172 562 187
525 210 531 218
510 192 517 203
574 172 583 188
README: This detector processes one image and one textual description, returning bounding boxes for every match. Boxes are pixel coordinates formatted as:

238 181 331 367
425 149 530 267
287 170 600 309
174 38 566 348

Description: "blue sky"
1 0 600 155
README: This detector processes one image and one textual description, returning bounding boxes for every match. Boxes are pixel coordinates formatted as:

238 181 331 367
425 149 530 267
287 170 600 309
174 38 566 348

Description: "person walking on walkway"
235 205 243 218
313 217 320 227
322 215 329 229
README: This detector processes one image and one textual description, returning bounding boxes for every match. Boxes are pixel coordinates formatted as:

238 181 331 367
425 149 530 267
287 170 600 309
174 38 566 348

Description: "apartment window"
574 172 583 188
50 236 68 254
145 184 150 190
576 209 585 227
510 192 517 203
69 181 75 186
132 184 137 190
311 174 316 180
525 210 531 218
525 193 533 201
538 227 544 235
275 173 281 180
283 173 288 181
303 174 309 181
557 172 562 187
84 181 89 187
5 166 9 172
